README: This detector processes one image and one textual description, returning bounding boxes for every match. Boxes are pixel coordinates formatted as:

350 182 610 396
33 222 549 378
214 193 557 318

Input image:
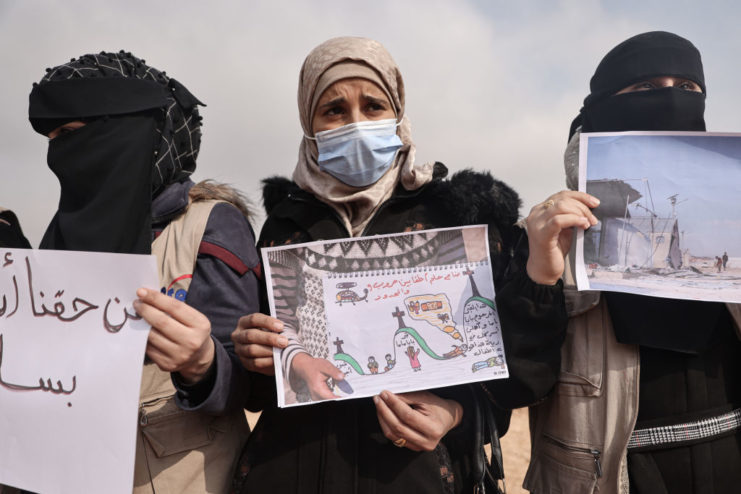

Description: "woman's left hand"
525 191 599 285
373 390 463 451
133 287 215 384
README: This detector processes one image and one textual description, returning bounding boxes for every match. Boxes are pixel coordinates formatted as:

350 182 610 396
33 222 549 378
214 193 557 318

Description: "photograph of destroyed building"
578 132 741 303
584 179 682 269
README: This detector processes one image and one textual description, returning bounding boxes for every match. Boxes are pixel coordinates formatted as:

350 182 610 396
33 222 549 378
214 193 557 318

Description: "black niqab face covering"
582 86 706 134
571 31 707 140
40 114 156 254
573 32 724 354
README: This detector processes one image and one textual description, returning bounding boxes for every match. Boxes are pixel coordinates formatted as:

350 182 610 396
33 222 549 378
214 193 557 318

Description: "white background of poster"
0 249 157 494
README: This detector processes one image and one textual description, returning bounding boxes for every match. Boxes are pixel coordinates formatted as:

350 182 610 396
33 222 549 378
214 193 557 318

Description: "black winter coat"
237 164 567 494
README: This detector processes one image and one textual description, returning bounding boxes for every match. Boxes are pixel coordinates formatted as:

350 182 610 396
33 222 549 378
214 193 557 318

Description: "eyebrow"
318 97 346 110
363 94 388 106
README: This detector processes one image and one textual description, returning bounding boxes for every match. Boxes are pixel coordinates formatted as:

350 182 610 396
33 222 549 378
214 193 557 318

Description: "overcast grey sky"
2 0 740 245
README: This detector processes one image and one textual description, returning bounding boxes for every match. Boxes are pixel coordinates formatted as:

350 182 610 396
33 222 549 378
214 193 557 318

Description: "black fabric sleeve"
475 221 568 410
172 203 262 414
485 269 567 409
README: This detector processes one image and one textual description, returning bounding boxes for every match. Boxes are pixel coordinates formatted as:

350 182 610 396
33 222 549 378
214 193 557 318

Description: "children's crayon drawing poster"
262 225 508 407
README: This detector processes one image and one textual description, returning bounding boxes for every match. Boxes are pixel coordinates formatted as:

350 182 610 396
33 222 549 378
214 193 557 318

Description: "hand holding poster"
575 131 741 303
262 225 508 408
0 249 156 494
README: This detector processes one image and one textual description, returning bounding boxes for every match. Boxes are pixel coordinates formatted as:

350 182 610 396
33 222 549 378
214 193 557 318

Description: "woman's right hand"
134 287 215 385
290 353 345 401
231 313 287 375
525 191 599 285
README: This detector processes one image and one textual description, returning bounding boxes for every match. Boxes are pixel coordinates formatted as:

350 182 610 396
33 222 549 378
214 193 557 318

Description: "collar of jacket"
263 162 448 214
261 162 523 222
151 179 195 226
261 162 448 237
261 162 523 248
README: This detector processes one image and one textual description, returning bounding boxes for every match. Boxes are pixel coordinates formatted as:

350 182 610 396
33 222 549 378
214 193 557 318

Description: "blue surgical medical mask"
308 118 403 187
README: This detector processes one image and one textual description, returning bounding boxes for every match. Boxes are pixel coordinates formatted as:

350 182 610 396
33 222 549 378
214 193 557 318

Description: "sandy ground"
245 407 531 493
500 407 530 493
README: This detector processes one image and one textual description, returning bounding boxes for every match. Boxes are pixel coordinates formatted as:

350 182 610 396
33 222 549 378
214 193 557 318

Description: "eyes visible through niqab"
47 121 87 140
615 76 703 95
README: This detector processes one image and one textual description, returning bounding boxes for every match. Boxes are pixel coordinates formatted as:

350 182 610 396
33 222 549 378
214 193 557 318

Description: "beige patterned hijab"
293 36 434 236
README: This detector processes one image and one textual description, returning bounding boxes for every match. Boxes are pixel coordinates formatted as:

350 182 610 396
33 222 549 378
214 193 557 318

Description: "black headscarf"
0 209 31 249
28 51 204 254
573 32 723 353
569 31 706 140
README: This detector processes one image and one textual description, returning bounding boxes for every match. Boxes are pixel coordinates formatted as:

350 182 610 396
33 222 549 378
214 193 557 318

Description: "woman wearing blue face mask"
224 37 568 493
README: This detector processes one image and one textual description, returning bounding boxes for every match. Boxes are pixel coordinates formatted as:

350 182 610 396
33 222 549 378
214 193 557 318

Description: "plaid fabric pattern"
38 51 202 194
628 408 741 449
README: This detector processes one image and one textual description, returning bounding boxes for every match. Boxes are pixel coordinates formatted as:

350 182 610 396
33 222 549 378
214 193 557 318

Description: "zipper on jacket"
360 183 430 236
543 434 602 478
287 193 351 237
287 192 399 238
360 196 397 236
286 182 428 238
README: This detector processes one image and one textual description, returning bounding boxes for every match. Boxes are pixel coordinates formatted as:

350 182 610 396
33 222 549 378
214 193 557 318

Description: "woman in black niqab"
570 30 706 139
527 31 741 494
574 31 727 354
28 51 203 254
26 52 261 494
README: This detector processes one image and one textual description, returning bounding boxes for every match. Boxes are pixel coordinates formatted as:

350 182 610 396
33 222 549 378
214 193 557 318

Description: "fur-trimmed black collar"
261 161 522 229
424 167 521 231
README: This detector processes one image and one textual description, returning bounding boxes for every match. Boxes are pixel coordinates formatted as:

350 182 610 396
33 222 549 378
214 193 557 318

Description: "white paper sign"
0 248 157 494
262 225 508 408
576 131 741 303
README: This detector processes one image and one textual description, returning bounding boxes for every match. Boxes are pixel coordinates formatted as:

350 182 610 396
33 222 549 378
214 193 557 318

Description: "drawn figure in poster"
443 345 468 359
406 345 422 371
384 353 395 372
472 355 505 372
367 356 379 374
335 282 368 306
